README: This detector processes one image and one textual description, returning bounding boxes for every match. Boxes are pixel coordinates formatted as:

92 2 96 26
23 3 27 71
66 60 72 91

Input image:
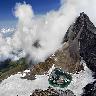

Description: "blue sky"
0 0 61 27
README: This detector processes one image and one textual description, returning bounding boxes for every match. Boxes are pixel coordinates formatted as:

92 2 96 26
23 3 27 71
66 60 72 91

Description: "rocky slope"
31 87 75 96
79 14 96 73
0 58 28 81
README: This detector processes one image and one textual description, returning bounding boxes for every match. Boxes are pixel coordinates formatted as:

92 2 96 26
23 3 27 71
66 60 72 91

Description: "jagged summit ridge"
63 12 96 73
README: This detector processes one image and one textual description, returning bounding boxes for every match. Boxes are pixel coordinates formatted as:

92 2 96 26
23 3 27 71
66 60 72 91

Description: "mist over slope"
14 3 76 63
14 0 96 63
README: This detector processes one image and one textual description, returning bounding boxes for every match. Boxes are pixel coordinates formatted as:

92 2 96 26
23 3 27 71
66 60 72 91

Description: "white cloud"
14 2 77 63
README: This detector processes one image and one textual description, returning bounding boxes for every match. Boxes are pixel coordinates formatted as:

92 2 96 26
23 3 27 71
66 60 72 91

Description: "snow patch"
67 62 95 96
0 63 95 96
0 73 49 96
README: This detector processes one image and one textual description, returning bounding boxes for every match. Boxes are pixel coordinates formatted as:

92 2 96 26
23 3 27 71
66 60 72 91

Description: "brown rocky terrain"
30 87 75 96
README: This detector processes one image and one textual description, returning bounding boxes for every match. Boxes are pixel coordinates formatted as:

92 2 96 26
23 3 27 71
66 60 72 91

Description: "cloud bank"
14 1 77 63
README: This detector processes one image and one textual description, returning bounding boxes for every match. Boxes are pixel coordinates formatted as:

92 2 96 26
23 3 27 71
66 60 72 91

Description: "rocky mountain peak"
63 12 96 73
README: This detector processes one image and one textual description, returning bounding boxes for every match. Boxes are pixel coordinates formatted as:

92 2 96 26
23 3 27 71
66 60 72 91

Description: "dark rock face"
79 14 96 72
82 81 96 96
31 87 75 96
64 12 96 96
64 12 96 73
